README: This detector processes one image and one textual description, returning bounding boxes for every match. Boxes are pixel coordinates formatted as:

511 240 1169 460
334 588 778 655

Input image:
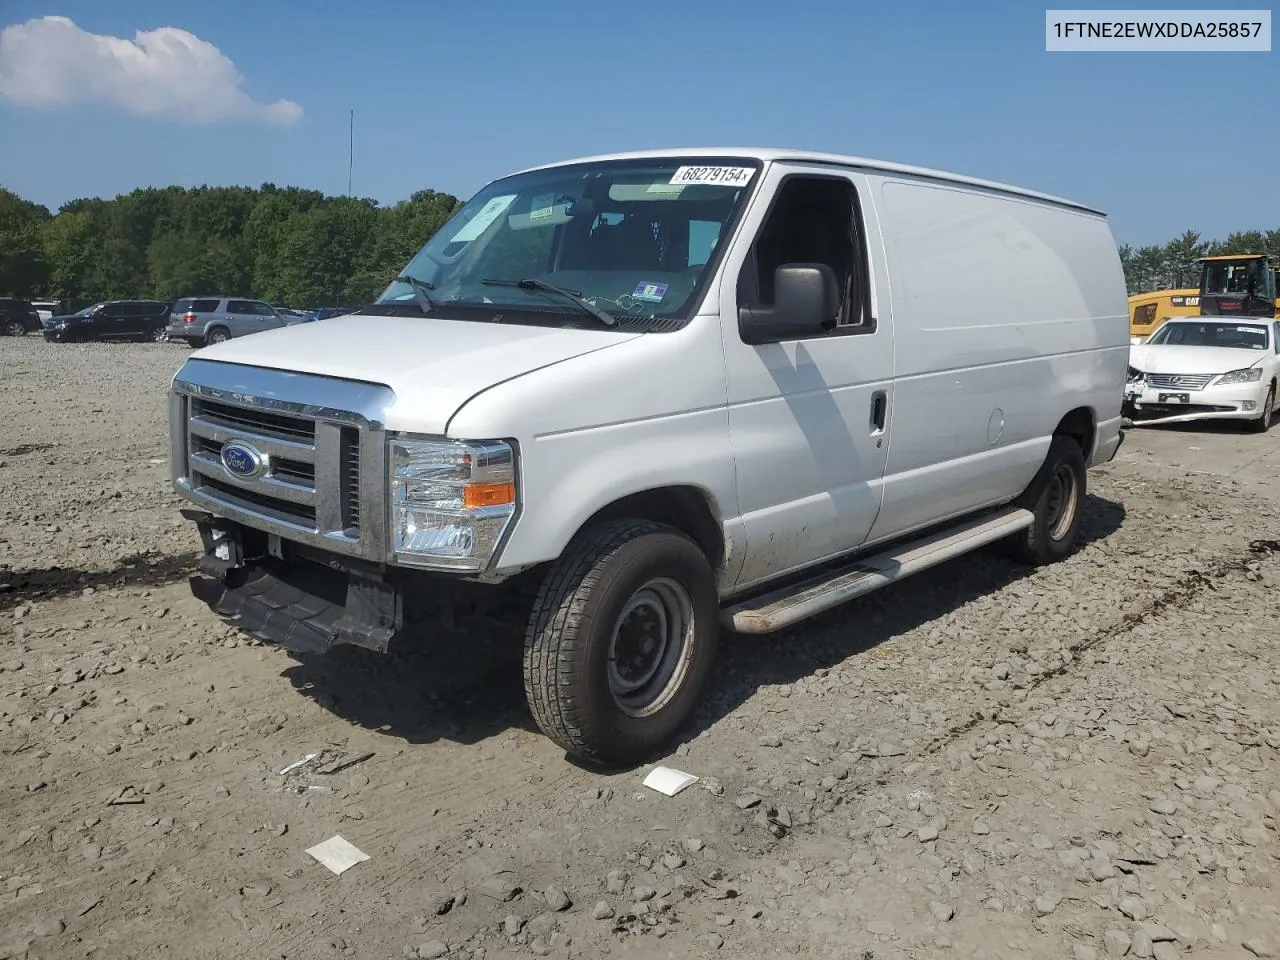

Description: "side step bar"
720 507 1035 634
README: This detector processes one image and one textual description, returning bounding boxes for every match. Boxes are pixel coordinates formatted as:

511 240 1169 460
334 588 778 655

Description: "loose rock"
592 901 615 921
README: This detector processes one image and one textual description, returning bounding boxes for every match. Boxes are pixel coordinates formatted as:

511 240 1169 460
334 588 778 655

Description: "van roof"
511 147 1106 217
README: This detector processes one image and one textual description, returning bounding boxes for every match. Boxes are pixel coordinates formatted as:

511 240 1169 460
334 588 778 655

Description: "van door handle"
870 390 887 434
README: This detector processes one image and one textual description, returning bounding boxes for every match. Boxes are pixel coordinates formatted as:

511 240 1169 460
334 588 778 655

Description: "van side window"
737 175 873 336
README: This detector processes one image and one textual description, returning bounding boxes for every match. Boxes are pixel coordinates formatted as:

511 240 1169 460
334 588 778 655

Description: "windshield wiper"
481 277 616 328
394 274 436 314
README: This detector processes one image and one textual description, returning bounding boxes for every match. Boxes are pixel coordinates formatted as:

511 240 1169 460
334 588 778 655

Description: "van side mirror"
739 263 839 345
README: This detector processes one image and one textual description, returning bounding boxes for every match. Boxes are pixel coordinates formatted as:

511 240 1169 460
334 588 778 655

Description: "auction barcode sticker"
668 166 755 187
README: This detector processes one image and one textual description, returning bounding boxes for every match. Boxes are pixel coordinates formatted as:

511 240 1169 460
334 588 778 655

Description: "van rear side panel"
865 176 1128 542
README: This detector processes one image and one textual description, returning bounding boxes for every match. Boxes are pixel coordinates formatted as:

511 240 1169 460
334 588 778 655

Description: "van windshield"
371 158 761 331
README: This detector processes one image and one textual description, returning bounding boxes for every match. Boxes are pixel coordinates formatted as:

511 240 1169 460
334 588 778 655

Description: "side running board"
720 507 1035 634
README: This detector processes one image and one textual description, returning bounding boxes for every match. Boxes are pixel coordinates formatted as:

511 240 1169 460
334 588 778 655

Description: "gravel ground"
2 334 1279 960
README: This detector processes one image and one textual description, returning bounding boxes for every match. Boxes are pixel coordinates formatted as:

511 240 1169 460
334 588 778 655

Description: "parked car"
167 147 1129 766
1124 318 1280 432
0 298 41 337
273 307 317 324
308 306 358 321
30 300 62 322
165 297 304 347
43 299 173 343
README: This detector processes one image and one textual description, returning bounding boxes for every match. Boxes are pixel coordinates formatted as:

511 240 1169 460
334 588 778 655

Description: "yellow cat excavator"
1128 253 1278 342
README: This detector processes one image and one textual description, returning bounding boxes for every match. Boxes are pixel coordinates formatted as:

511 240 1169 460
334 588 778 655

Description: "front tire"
522 520 719 767
1246 384 1274 434
1003 434 1087 566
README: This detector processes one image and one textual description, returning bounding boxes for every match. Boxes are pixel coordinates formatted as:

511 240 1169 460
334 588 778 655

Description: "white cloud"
0 15 302 125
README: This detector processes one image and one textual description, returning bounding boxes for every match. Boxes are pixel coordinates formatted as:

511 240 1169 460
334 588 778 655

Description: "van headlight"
388 437 517 570
1215 367 1263 385
1127 366 1145 384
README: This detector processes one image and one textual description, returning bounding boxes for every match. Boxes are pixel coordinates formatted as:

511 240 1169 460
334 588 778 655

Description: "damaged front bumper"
1121 381 1267 427
183 509 403 655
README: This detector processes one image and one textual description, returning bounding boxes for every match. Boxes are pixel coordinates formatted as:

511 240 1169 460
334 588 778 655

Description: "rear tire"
1003 434 1087 566
1246 384 1274 434
205 327 230 346
146 324 167 343
522 519 719 767
4 320 26 337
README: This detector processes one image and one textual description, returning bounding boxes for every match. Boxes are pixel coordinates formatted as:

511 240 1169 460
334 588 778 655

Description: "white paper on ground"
642 765 699 797
305 835 369 875
277 751 320 776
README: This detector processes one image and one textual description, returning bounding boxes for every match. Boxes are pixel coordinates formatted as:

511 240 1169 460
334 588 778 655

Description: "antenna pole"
347 109 354 196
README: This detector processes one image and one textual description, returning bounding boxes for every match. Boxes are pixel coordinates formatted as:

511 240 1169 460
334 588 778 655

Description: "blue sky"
1 0 1276 247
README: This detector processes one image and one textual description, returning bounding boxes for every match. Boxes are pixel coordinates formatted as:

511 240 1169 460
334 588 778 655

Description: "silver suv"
166 297 310 347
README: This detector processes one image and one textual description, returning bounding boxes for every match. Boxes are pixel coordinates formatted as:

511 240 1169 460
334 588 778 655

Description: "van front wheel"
1004 434 1087 566
522 519 718 767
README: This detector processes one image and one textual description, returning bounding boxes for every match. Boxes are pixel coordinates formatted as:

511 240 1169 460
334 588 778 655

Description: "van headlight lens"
388 437 516 570
1215 367 1263 385
1127 366 1145 383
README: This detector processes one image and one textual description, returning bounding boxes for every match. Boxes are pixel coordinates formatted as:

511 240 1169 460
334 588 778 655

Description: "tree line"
2 181 1279 305
0 183 461 310
1119 229 1280 295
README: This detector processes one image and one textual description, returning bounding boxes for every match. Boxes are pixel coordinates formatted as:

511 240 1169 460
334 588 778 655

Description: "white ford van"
168 148 1129 766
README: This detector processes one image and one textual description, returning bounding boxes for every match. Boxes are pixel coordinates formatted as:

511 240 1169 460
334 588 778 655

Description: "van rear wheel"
522 519 718 767
1003 434 1086 566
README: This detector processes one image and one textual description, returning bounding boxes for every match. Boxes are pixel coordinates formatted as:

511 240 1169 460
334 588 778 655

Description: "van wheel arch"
574 486 725 573
205 326 231 346
1054 407 1095 462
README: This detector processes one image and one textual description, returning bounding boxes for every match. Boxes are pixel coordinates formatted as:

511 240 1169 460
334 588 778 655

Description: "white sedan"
1124 318 1280 432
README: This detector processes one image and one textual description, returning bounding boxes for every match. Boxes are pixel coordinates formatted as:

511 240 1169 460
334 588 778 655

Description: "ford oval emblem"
221 440 265 479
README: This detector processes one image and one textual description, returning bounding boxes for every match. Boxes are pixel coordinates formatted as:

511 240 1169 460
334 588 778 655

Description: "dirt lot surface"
3 335 1279 960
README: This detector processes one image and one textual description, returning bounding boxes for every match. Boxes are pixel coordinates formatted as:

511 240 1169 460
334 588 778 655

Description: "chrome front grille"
169 359 393 561
1144 373 1215 391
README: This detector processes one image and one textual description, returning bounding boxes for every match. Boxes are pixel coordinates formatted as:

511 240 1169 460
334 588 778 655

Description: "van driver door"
716 164 895 592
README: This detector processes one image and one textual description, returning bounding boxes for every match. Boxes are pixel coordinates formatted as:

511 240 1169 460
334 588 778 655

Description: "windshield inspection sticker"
633 281 669 303
668 165 755 187
449 194 516 242
529 194 557 222
646 182 686 197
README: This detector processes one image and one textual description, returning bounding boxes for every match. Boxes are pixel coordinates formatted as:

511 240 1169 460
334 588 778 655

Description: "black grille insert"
193 399 315 442
340 427 360 533
196 475 316 526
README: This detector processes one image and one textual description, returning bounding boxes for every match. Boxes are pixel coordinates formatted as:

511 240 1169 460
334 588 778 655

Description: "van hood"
1129 343 1267 375
188 312 641 433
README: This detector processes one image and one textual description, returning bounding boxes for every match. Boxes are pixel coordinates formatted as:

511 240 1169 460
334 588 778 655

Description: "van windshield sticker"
668 166 755 187
646 182 686 197
529 194 557 222
633 281 669 303
450 195 516 243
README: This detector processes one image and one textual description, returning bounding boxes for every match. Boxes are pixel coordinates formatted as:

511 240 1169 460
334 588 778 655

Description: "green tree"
277 199 381 306
1161 230 1208 289
0 187 52 296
